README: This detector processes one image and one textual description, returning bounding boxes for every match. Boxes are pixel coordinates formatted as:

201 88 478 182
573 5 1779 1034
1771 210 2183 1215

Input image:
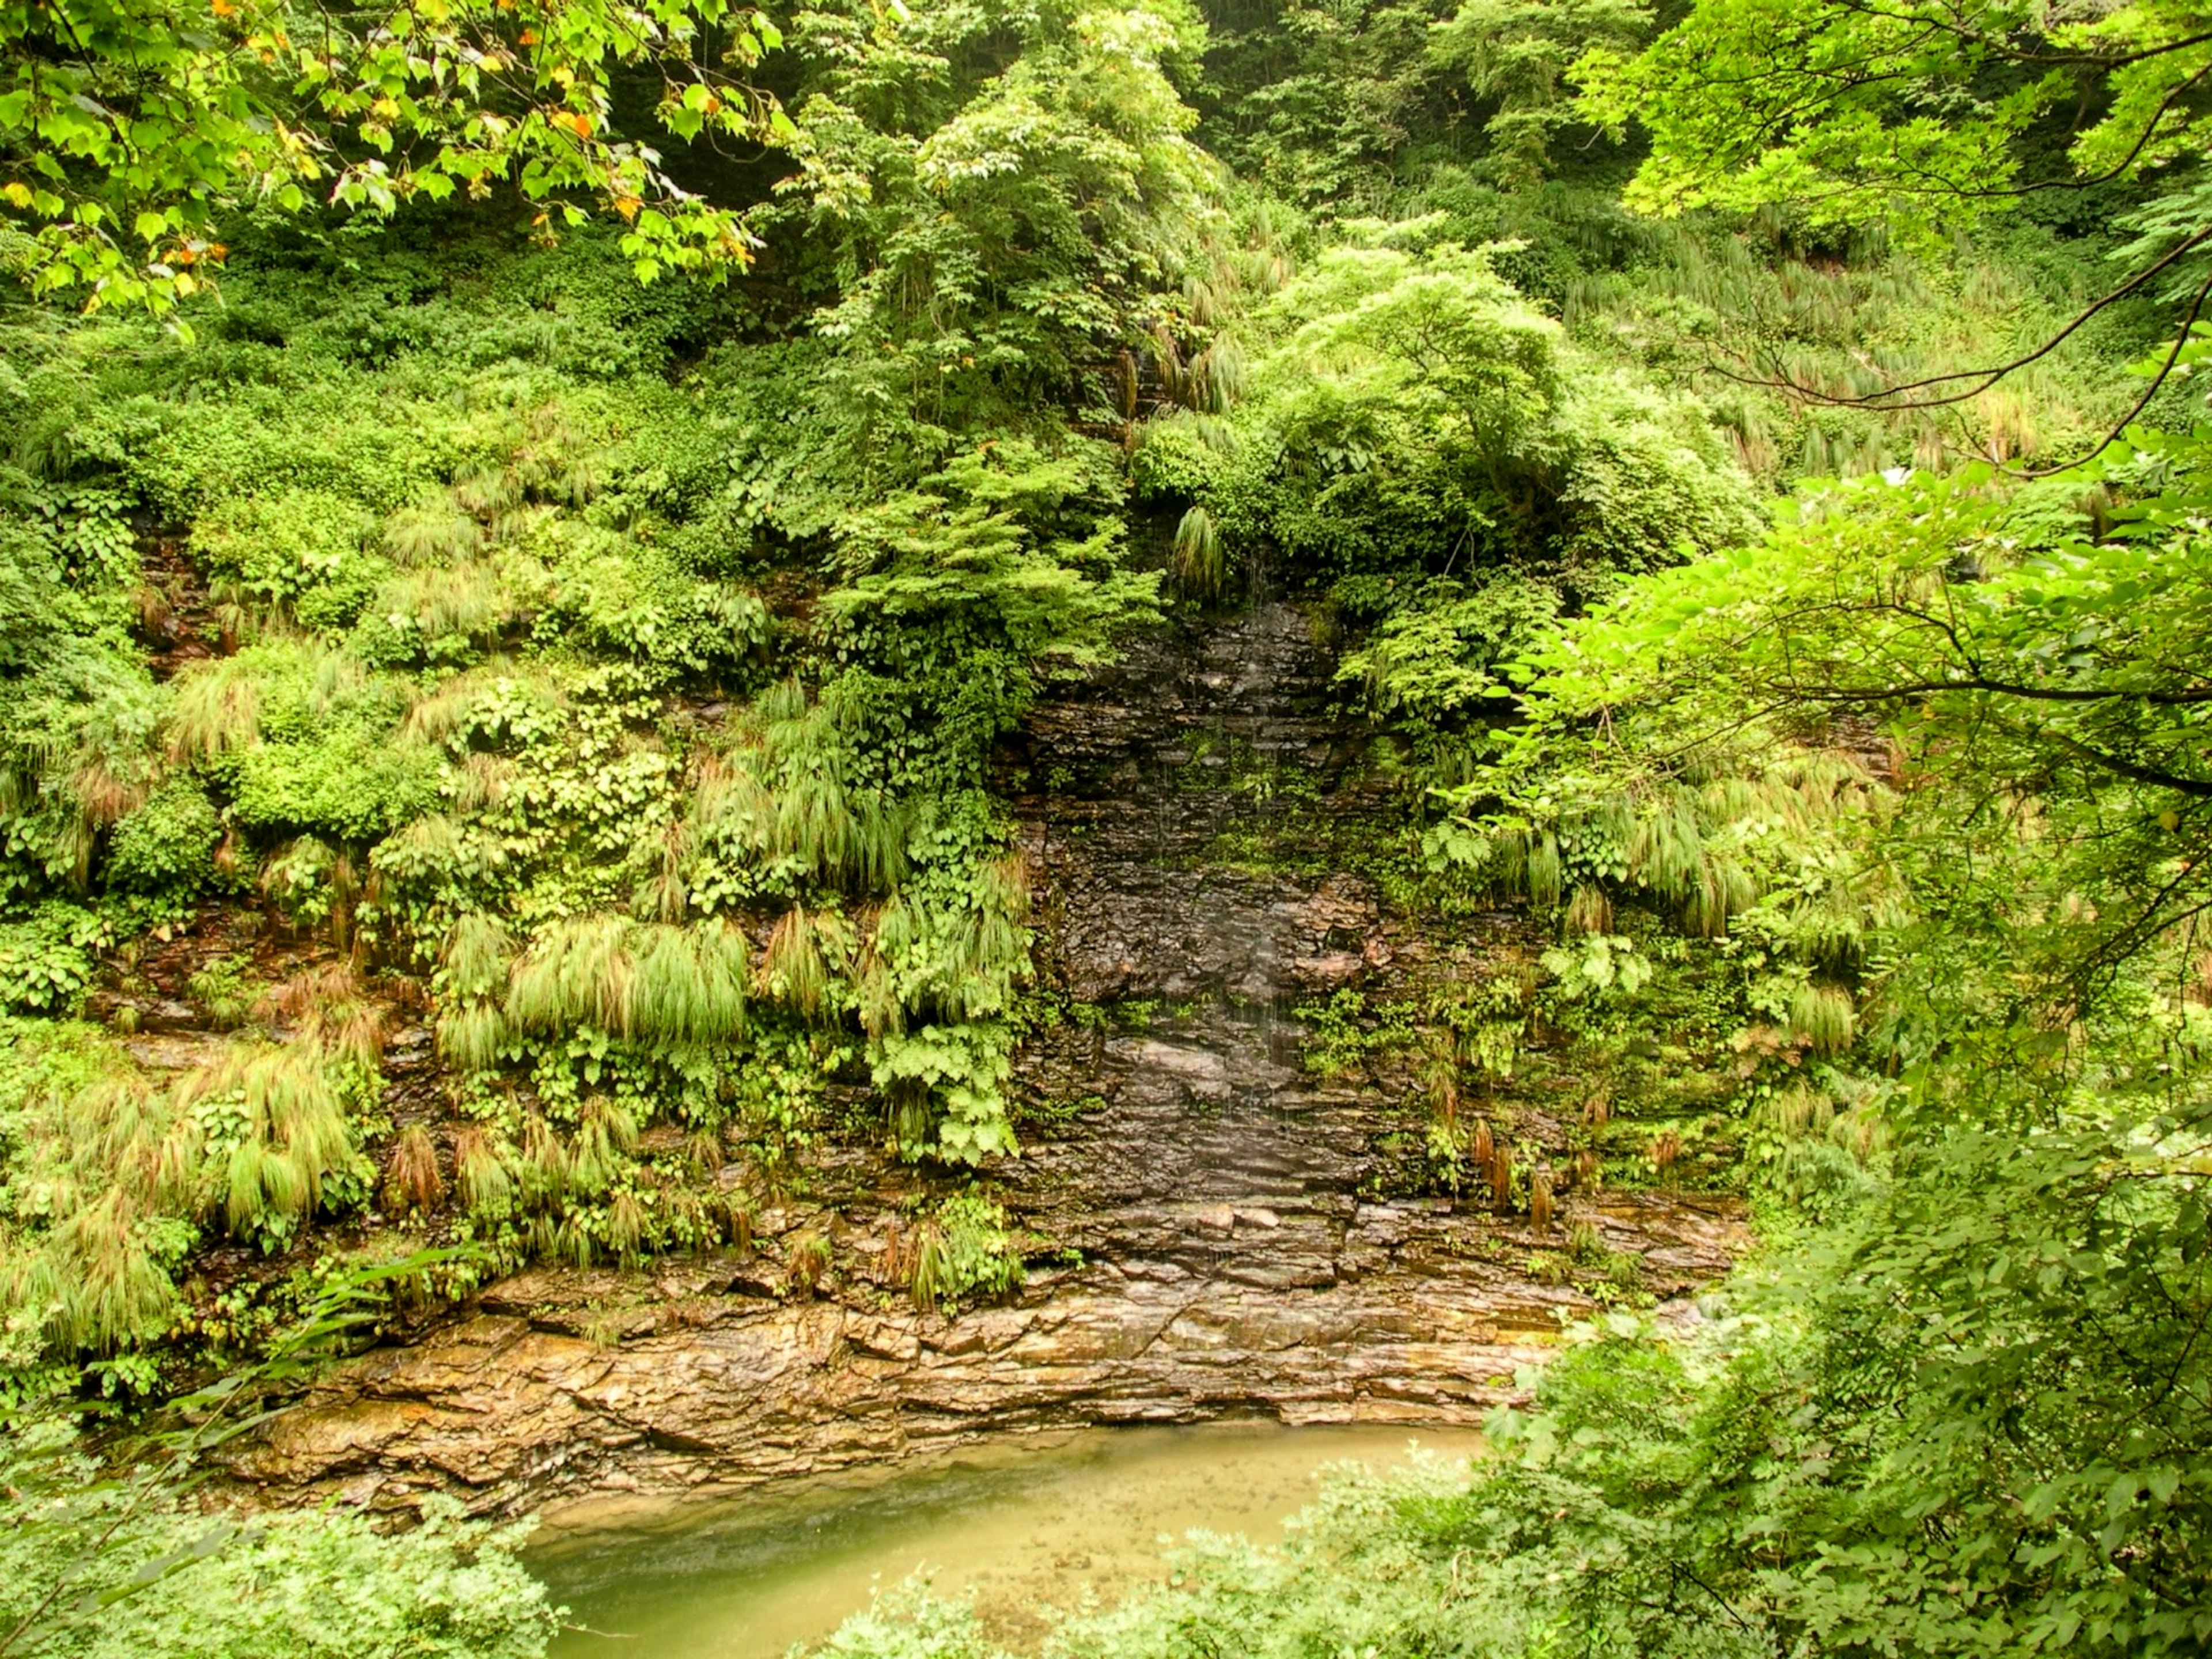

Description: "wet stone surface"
238 598 1746 1515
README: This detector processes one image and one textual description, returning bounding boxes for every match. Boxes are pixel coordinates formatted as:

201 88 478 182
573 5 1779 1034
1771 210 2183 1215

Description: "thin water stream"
534 1423 1483 1658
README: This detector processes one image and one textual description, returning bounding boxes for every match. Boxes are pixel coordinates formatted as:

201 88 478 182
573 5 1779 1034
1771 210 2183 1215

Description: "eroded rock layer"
240 597 1744 1514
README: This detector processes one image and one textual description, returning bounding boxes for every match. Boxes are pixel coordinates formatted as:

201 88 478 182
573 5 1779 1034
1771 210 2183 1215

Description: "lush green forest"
3 0 2211 1653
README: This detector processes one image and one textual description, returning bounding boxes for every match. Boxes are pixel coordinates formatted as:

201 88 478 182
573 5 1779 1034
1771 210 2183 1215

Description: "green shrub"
192 488 387 632
104 779 222 898
908 1192 1024 1313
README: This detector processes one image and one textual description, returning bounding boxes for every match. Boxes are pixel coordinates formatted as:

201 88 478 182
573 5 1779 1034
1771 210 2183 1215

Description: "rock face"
238 596 1745 1516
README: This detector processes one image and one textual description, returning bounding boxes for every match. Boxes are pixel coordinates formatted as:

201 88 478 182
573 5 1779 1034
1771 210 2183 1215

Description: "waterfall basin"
533 1421 1486 1657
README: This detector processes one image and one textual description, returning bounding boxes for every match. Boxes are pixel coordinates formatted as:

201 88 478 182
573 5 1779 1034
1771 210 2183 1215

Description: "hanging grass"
758 904 832 1018
175 1039 359 1240
584 1096 639 1154
382 490 484 567
1523 832 1563 908
1172 504 1225 601
854 944 904 1039
716 1188 756 1254
255 960 355 1024
374 562 513 647
383 1124 444 1213
633 823 693 924
67 1074 173 1200
1789 983 1857 1055
1565 883 1612 936
516 1116 569 1212
453 1128 514 1219
606 1189 649 1265
309 996 387 1070
691 756 777 853
908 1221 952 1312
165 654 264 765
401 661 567 744
567 1099 635 1199
260 963 385 1067
767 770 910 894
441 914 512 1000
786 1229 831 1297
681 1127 724 1179
503 915 752 1046
452 461 522 518
630 920 748 1044
553 1213 596 1270
506 914 634 1035
437 1000 509 1071
21 1192 180 1354
1628 802 1706 904
225 1139 312 1237
1683 857 1758 938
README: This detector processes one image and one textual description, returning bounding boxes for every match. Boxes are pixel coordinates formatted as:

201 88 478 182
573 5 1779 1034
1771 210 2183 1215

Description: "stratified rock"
237 597 1747 1516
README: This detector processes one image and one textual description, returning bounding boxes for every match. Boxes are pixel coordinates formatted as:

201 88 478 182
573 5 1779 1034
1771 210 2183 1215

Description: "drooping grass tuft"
584 1096 639 1155
758 904 832 1018
607 1189 649 1265
768 771 910 893
32 1192 180 1354
908 1222 952 1312
786 1229 831 1297
442 914 512 1000
517 1116 569 1211
716 1188 756 1254
255 960 358 1024
1522 832 1563 908
507 914 635 1035
1789 983 1857 1055
226 1139 311 1237
166 655 264 766
1758 1081 1836 1139
1565 883 1612 936
631 920 748 1044
453 1128 514 1218
374 562 513 650
383 491 485 566
1172 505 1225 601
175 1037 361 1239
1628 801 1706 904
1487 1141 1514 1210
437 1000 509 1071
1682 857 1757 938
383 1124 445 1213
681 1127 725 1180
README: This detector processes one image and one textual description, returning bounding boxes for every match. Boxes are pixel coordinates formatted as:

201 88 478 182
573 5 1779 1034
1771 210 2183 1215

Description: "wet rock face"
239 598 1747 1515
1012 597 1397 1006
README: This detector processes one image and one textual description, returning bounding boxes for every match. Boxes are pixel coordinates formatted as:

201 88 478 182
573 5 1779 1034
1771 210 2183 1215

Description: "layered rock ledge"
238 596 1746 1515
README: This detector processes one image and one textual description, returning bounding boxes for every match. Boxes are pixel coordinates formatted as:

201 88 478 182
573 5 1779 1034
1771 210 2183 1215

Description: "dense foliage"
5 0 2212 1650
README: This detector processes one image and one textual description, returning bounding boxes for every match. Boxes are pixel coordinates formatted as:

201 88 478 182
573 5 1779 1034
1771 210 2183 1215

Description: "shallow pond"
533 1421 1484 1658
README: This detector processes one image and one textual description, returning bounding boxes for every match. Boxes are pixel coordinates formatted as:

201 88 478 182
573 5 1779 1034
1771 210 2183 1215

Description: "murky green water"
533 1422 1484 1658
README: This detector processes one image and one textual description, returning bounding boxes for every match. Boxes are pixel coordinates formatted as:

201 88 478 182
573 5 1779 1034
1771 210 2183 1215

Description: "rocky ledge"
236 595 1747 1516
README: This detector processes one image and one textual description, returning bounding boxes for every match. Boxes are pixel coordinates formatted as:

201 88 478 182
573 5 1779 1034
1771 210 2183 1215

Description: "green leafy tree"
0 0 794 321
1427 0 1650 184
